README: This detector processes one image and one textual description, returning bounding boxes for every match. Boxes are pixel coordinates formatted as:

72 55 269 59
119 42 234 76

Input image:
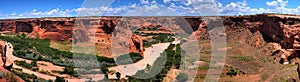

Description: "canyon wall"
1 14 300 61
0 17 204 58
223 14 300 64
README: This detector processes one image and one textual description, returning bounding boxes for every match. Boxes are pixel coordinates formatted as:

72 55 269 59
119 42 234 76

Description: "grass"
198 64 210 70
49 41 72 52
115 52 143 65
14 60 33 69
0 34 119 80
12 69 40 82
0 35 116 68
142 34 175 48
230 56 254 62
0 35 73 66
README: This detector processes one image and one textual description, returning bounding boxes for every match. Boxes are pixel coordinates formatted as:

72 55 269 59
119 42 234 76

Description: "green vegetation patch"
230 56 254 62
115 52 143 65
14 60 33 69
142 34 175 48
12 70 41 82
128 44 184 81
0 35 73 67
0 35 116 68
0 34 119 80
49 41 72 52
128 52 167 82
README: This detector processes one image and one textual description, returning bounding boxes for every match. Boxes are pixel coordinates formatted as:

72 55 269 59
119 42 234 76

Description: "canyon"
1 14 300 81
1 14 300 63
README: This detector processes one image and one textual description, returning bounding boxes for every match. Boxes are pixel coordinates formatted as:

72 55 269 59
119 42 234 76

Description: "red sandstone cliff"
1 15 300 62
222 14 300 64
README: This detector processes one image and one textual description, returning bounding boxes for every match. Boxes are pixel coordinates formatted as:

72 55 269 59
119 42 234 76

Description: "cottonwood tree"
176 73 188 82
116 72 121 80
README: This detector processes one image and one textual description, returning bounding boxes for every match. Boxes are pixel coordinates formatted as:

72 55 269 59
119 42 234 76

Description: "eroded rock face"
252 15 300 63
0 21 14 31
1 15 300 60
129 34 143 54
99 19 116 34
222 14 300 64
16 22 33 33
0 18 74 41
0 17 205 58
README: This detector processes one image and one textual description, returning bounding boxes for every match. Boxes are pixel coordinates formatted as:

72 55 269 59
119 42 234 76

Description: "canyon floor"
1 14 300 81
194 39 300 82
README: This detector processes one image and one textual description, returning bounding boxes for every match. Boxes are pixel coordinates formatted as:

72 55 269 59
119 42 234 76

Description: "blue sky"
0 0 300 19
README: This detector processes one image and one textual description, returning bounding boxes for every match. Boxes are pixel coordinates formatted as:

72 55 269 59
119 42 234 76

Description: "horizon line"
1 13 299 20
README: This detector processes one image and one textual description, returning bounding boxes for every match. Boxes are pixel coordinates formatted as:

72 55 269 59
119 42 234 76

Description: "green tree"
146 64 151 71
116 72 121 80
55 76 65 82
62 67 74 75
21 33 26 38
101 65 109 74
176 73 188 82
226 68 237 77
161 68 168 74
31 60 37 67
105 74 109 79
32 67 39 71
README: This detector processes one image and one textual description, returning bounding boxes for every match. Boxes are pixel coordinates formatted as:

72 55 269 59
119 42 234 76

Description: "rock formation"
129 34 143 54
222 14 300 64
1 14 300 60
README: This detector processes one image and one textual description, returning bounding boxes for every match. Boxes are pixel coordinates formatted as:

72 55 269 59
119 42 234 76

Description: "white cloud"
263 0 300 14
75 7 108 16
75 3 140 16
151 0 157 4
70 0 300 16
221 1 255 15
74 3 180 16
266 0 288 8
1 0 300 19
127 5 179 16
33 9 37 12
218 0 300 15
161 0 300 15
163 0 172 3
161 0 220 15
140 0 149 4
163 0 187 5
1 8 74 19
10 12 16 16
170 3 176 7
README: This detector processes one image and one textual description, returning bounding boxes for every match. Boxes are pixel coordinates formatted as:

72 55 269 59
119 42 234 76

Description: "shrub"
55 76 65 82
31 60 37 67
61 67 74 75
226 68 238 77
12 70 38 82
51 70 62 74
96 56 115 64
40 70 50 74
0 35 74 67
14 60 32 69
116 72 121 80
31 67 39 71
115 52 143 65
176 73 188 82
0 35 118 77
